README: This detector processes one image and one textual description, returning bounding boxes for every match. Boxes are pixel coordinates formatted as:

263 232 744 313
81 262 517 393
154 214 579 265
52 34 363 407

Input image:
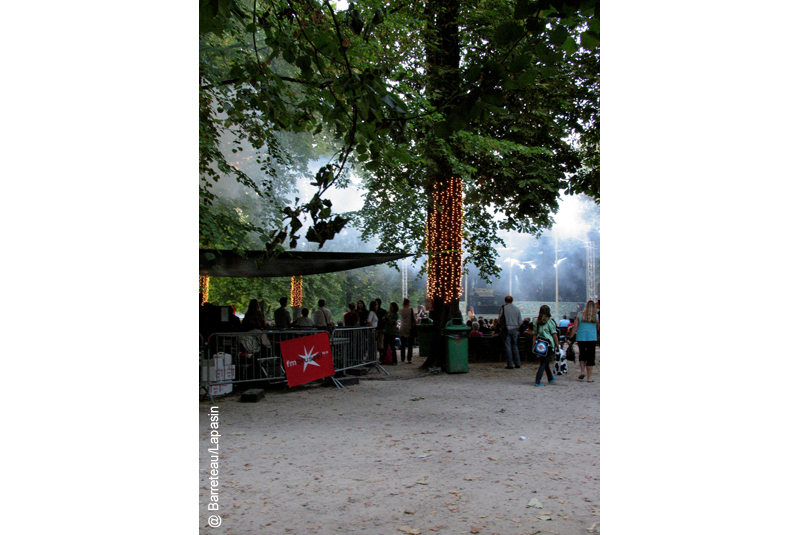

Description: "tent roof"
199 249 411 277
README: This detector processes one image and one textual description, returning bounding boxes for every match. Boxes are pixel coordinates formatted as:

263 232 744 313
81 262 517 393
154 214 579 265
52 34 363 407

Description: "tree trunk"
420 0 463 370
422 176 464 369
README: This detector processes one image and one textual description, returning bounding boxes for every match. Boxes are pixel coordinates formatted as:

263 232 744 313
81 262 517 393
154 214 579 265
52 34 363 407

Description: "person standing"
575 300 598 382
375 298 387 325
399 298 416 363
343 302 359 326
292 307 315 327
242 299 266 331
356 300 369 326
384 302 400 365
595 299 600 347
273 296 292 329
367 301 379 328
500 295 523 369
532 305 559 386
313 299 334 328
375 298 388 358
367 300 380 362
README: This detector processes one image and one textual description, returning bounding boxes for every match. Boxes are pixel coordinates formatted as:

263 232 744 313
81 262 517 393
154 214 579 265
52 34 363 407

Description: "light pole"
504 258 520 296
554 236 568 317
556 235 597 304
504 258 536 297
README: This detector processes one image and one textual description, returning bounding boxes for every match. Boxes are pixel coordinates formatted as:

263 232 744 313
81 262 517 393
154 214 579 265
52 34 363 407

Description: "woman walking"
575 300 598 382
532 305 559 387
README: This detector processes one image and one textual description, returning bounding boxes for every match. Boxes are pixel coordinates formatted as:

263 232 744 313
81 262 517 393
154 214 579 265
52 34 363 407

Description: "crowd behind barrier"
199 296 598 399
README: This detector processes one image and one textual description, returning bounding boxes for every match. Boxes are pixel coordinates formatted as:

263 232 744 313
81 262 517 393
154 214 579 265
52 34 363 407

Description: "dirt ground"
199 349 600 535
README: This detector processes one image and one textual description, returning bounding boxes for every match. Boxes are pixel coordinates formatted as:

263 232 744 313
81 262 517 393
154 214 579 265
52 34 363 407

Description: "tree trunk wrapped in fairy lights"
290 276 303 308
199 276 209 304
426 177 464 306
422 176 464 369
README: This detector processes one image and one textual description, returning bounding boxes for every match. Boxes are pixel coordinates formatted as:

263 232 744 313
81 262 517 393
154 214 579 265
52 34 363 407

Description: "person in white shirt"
367 301 379 328
313 299 334 328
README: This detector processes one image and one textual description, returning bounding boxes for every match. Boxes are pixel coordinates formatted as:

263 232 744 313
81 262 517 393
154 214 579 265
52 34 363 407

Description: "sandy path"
199 354 600 535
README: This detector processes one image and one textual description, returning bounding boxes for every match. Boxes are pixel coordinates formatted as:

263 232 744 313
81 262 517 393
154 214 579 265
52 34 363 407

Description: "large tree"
199 0 599 367
351 0 599 366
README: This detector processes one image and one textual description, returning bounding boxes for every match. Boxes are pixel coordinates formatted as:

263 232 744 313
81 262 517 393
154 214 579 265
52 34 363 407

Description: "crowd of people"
200 292 599 381
199 294 429 365
463 296 600 384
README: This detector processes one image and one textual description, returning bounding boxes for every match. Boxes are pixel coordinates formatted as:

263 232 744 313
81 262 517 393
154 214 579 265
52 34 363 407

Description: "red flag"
280 333 335 387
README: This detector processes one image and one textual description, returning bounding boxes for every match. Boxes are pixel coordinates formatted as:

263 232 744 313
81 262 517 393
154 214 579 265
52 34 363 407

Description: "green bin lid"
444 318 471 331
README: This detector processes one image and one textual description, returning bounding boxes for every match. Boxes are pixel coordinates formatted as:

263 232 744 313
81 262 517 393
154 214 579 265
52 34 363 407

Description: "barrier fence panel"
200 327 383 401
329 326 381 374
200 328 326 400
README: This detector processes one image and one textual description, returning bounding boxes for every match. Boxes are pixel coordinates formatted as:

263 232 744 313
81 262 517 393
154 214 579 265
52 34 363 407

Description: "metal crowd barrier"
329 326 381 374
200 326 384 401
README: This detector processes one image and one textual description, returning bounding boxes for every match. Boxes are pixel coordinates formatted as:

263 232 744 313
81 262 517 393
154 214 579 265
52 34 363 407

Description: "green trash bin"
443 318 471 373
416 318 435 358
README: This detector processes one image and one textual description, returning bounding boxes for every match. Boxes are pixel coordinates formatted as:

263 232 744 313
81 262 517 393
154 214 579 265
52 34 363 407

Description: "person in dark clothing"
242 299 266 330
273 297 292 329
343 302 359 326
355 300 369 326
375 298 388 357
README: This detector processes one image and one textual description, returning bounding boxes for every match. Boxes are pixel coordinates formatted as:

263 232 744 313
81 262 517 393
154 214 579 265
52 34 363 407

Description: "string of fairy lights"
290 276 303 307
199 276 209 304
426 176 464 303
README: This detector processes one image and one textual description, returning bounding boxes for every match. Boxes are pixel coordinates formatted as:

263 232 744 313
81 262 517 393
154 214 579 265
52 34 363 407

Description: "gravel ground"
199 350 600 535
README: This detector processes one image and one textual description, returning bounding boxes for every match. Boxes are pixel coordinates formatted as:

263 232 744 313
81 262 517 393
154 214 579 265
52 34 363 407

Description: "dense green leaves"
200 0 412 255
199 0 599 289
352 0 599 284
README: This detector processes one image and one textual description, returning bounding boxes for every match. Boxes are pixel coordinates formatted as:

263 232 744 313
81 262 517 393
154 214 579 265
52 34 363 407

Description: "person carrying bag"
532 304 559 386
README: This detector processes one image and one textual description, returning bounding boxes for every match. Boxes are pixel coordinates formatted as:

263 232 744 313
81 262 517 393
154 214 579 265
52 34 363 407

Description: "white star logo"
299 345 320 372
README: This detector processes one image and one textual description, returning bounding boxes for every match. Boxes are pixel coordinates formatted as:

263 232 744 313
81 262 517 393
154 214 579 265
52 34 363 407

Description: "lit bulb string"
199 276 210 304
426 177 464 303
290 276 303 308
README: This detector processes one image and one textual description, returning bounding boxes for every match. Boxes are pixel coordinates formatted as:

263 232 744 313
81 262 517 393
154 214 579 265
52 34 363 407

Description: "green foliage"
199 0 600 318
353 0 600 283
200 0 414 256
206 263 427 322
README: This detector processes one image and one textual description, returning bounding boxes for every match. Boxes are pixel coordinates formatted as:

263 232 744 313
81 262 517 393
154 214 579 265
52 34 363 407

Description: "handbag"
533 319 555 358
566 341 576 362
533 337 550 357
498 306 509 337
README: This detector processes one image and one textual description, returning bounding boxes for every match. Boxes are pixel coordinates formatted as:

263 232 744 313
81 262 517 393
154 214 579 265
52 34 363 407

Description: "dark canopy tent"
199 249 411 277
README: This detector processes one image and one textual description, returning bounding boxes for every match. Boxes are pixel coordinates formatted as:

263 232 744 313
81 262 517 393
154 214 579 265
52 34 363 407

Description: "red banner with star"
280 333 335 387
